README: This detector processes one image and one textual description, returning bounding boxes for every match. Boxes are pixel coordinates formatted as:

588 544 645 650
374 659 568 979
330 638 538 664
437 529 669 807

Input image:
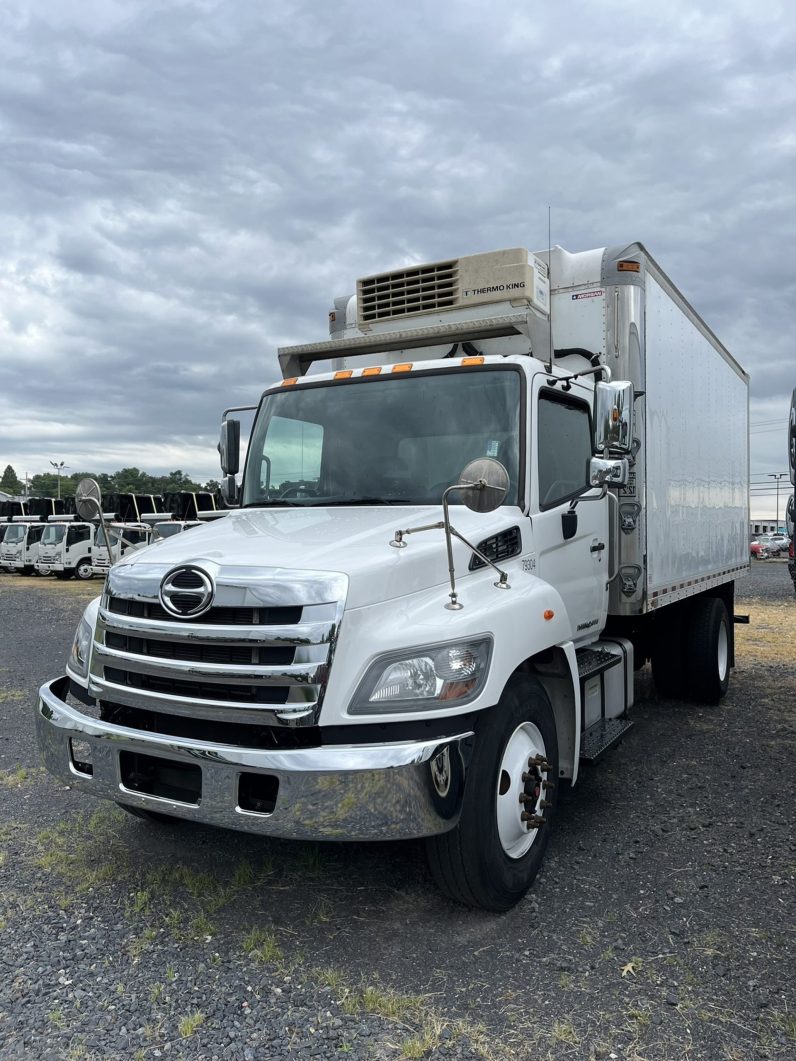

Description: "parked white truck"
36 520 95 580
91 523 151 576
36 242 749 910
0 520 46 575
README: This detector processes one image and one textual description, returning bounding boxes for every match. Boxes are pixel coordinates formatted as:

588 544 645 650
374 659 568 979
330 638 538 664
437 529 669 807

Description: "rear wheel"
426 674 558 911
651 609 688 699
686 596 730 703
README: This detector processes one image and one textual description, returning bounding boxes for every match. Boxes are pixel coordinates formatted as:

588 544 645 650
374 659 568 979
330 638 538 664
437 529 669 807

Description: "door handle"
590 542 606 553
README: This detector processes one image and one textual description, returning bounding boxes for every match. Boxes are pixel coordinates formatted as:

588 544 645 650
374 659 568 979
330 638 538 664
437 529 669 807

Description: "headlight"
68 616 93 680
350 637 492 715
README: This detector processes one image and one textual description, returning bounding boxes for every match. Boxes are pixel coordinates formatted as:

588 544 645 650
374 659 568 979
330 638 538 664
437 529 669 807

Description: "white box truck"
36 520 95 581
36 242 749 910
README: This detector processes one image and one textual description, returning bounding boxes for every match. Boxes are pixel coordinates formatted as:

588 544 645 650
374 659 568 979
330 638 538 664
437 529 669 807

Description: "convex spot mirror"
75 478 103 521
594 381 634 454
219 419 240 476
453 458 509 514
590 456 629 489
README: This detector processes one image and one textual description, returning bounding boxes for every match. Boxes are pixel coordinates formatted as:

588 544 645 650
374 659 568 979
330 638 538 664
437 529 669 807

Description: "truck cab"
91 522 151 575
36 521 95 580
1 521 46 574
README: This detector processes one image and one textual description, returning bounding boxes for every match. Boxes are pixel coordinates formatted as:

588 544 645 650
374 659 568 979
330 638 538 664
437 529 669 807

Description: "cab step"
576 646 622 681
579 717 635 763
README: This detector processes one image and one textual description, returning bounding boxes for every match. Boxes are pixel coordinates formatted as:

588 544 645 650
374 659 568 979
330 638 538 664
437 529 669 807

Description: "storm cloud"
0 0 793 515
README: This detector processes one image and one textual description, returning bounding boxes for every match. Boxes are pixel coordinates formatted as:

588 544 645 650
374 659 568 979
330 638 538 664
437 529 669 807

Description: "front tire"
426 674 558 911
686 596 730 703
75 558 93 581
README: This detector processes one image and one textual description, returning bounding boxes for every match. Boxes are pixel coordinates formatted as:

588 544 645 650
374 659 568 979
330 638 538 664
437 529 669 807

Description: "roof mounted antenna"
547 206 553 374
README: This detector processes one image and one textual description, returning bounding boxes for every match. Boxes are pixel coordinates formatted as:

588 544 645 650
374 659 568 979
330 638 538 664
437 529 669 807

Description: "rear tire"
651 609 688 699
426 674 558 911
686 596 730 704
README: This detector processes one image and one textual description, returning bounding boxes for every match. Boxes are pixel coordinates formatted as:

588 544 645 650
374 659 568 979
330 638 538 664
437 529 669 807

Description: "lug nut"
521 812 545 827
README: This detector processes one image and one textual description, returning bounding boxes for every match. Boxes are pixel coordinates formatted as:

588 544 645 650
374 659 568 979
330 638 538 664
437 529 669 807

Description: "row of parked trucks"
0 493 223 578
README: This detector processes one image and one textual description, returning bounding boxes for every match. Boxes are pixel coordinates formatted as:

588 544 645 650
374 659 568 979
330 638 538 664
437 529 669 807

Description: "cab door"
529 378 609 643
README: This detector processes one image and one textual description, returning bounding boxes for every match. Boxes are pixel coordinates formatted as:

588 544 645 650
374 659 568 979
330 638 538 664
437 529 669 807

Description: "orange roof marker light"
334 370 353 379
281 377 298 387
461 356 485 366
362 366 382 376
391 363 413 373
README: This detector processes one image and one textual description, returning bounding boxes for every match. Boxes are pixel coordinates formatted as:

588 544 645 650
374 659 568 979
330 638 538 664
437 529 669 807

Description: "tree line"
0 465 220 498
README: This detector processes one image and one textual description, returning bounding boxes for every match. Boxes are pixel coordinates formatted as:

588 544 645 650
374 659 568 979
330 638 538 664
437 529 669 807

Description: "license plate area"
119 751 201 805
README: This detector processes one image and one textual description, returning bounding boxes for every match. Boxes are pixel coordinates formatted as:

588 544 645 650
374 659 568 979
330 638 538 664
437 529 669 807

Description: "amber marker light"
334 370 353 379
461 356 485 366
362 366 382 376
543 610 555 621
281 377 298 386
392 362 413 373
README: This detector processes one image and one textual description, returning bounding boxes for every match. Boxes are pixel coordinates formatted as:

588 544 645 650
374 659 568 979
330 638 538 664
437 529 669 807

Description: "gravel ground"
0 563 793 1060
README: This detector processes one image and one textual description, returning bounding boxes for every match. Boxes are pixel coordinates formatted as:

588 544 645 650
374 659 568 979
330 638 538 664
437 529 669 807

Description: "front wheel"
75 558 93 581
426 674 558 911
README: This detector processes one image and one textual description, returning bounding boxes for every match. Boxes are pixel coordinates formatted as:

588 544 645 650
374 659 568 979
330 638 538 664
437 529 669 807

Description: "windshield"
41 525 66 545
154 522 183 538
242 369 521 507
3 525 25 543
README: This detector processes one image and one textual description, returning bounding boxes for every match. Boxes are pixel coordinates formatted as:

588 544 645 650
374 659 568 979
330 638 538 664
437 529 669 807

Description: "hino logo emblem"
159 565 215 618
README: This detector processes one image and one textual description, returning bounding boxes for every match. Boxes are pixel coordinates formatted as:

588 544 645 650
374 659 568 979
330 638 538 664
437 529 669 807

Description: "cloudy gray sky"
0 0 793 518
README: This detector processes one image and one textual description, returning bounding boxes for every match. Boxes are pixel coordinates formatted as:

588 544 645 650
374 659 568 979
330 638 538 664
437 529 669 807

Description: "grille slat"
358 260 459 323
95 587 341 729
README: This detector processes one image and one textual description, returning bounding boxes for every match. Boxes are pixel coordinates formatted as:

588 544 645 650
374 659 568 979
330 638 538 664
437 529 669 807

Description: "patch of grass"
0 765 30 787
551 1019 580 1047
178 1010 205 1038
0 689 26 703
129 889 151 915
190 912 215 938
48 1008 66 1029
150 982 164 1004
770 1009 796 1041
243 926 283 964
306 897 334 925
128 926 157 959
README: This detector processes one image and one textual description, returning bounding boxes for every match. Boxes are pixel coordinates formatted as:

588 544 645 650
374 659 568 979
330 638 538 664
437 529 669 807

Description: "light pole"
768 472 786 532
49 460 69 500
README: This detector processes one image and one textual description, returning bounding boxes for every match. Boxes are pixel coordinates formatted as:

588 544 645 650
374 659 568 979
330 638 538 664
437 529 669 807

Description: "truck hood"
117 505 524 609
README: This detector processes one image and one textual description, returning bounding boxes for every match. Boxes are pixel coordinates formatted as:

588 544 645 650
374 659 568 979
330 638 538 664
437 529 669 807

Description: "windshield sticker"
486 440 499 457
572 290 603 300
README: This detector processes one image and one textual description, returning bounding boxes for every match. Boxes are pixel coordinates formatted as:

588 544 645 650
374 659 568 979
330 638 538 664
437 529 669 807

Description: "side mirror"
590 456 629 488
594 381 634 454
451 458 509 514
219 419 240 476
220 474 239 507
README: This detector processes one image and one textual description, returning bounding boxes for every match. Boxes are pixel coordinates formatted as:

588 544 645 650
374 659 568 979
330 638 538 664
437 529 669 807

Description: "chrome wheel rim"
717 620 729 682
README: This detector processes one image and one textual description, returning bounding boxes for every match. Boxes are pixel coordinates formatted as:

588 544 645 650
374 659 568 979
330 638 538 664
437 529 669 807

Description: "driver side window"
537 392 592 509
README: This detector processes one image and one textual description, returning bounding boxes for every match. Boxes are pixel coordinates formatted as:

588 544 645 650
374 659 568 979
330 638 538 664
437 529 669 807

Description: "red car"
750 540 769 559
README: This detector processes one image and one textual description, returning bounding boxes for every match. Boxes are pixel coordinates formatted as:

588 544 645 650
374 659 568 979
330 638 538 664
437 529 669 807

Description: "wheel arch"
512 643 581 784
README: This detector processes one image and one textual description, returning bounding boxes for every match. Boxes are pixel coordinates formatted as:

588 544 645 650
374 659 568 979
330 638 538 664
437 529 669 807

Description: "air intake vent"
358 260 458 323
469 526 522 571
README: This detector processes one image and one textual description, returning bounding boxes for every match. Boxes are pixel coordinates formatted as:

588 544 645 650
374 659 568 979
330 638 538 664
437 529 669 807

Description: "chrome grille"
90 568 347 728
358 259 458 323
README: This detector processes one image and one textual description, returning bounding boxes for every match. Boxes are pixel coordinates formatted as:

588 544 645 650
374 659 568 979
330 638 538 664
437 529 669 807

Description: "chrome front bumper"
36 678 473 841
